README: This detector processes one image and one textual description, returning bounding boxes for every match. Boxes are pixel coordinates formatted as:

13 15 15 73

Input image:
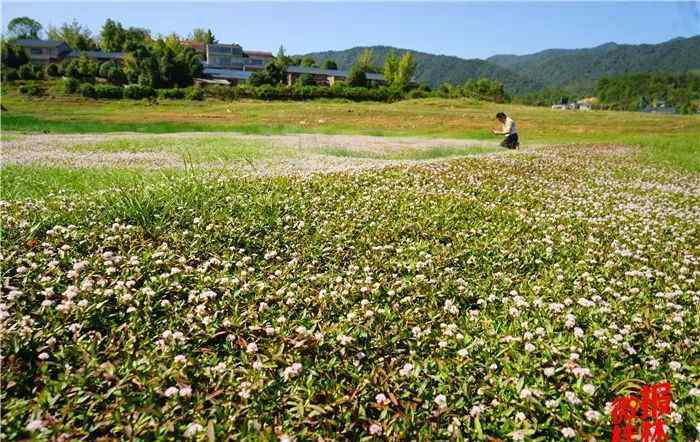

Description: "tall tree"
100 19 126 52
357 48 374 70
1 39 30 68
300 56 317 67
322 59 338 70
7 17 42 39
396 52 416 88
47 20 97 50
275 45 291 68
189 28 216 44
383 50 399 85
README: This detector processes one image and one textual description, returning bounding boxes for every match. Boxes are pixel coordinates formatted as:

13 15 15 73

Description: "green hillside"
302 46 543 94
488 36 700 93
303 36 700 96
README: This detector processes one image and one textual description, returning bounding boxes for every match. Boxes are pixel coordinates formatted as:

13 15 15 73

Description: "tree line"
2 16 212 88
596 72 699 114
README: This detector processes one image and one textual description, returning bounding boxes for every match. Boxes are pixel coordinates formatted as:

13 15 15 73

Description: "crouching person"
492 112 519 149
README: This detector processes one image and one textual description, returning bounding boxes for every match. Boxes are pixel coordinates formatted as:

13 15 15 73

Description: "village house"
15 39 71 64
285 66 386 86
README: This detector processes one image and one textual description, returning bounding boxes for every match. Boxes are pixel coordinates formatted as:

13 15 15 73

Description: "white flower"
669 361 681 371
246 342 258 353
339 335 353 346
369 423 382 435
469 405 483 417
585 410 601 422
561 427 576 438
38 352 49 361
399 363 414 376
524 342 536 352
283 362 302 380
184 422 204 437
164 386 179 397
375 393 390 405
26 419 45 431
434 394 447 408
520 388 532 399
179 386 192 397
583 384 596 395
174 355 187 364
457 348 469 357
689 388 700 397
511 430 526 441
543 367 555 377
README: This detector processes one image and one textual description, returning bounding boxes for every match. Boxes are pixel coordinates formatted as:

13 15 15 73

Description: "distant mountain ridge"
487 35 700 93
302 35 700 95
302 45 544 94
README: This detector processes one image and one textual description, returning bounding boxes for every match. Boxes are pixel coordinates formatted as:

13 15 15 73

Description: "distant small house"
285 66 386 87
642 100 676 114
643 105 676 114
552 101 592 111
577 101 592 111
15 39 70 64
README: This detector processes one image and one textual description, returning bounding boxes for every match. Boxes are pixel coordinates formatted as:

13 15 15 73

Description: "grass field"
1 91 699 441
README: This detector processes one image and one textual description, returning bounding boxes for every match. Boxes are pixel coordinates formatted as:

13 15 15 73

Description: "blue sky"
2 2 699 58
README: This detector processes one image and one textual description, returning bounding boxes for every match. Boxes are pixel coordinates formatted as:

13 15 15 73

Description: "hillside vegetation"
303 46 543 94
488 35 700 93
305 36 700 95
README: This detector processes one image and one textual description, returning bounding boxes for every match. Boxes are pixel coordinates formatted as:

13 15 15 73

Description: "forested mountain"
302 46 544 94
303 36 700 95
487 36 700 93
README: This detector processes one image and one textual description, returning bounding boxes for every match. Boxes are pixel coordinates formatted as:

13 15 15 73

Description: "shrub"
204 85 239 100
45 63 60 78
94 84 124 99
3 68 19 82
123 84 155 100
185 86 204 101
407 89 429 99
99 61 127 85
63 78 81 94
33 66 46 81
158 88 186 100
79 83 96 98
18 83 44 97
18 64 35 80
64 60 79 79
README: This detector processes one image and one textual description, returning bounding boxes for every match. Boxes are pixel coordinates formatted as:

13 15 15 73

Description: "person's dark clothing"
501 133 519 149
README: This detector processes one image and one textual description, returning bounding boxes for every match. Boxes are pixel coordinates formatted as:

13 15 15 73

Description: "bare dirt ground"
1 131 509 175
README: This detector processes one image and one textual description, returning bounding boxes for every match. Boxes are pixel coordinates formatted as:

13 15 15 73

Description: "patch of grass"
1 114 307 135
318 145 499 160
67 137 298 163
0 164 174 199
389 145 500 160
1 145 698 440
634 135 700 173
2 89 699 171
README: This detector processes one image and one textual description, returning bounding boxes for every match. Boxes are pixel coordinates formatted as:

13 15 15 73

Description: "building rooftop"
15 39 67 48
202 67 254 80
244 50 274 58
287 65 385 81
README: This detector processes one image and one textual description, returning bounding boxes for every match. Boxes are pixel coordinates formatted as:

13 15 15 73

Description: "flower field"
2 139 699 440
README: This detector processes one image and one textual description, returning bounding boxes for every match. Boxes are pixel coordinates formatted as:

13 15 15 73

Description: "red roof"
245 50 274 58
181 40 206 51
